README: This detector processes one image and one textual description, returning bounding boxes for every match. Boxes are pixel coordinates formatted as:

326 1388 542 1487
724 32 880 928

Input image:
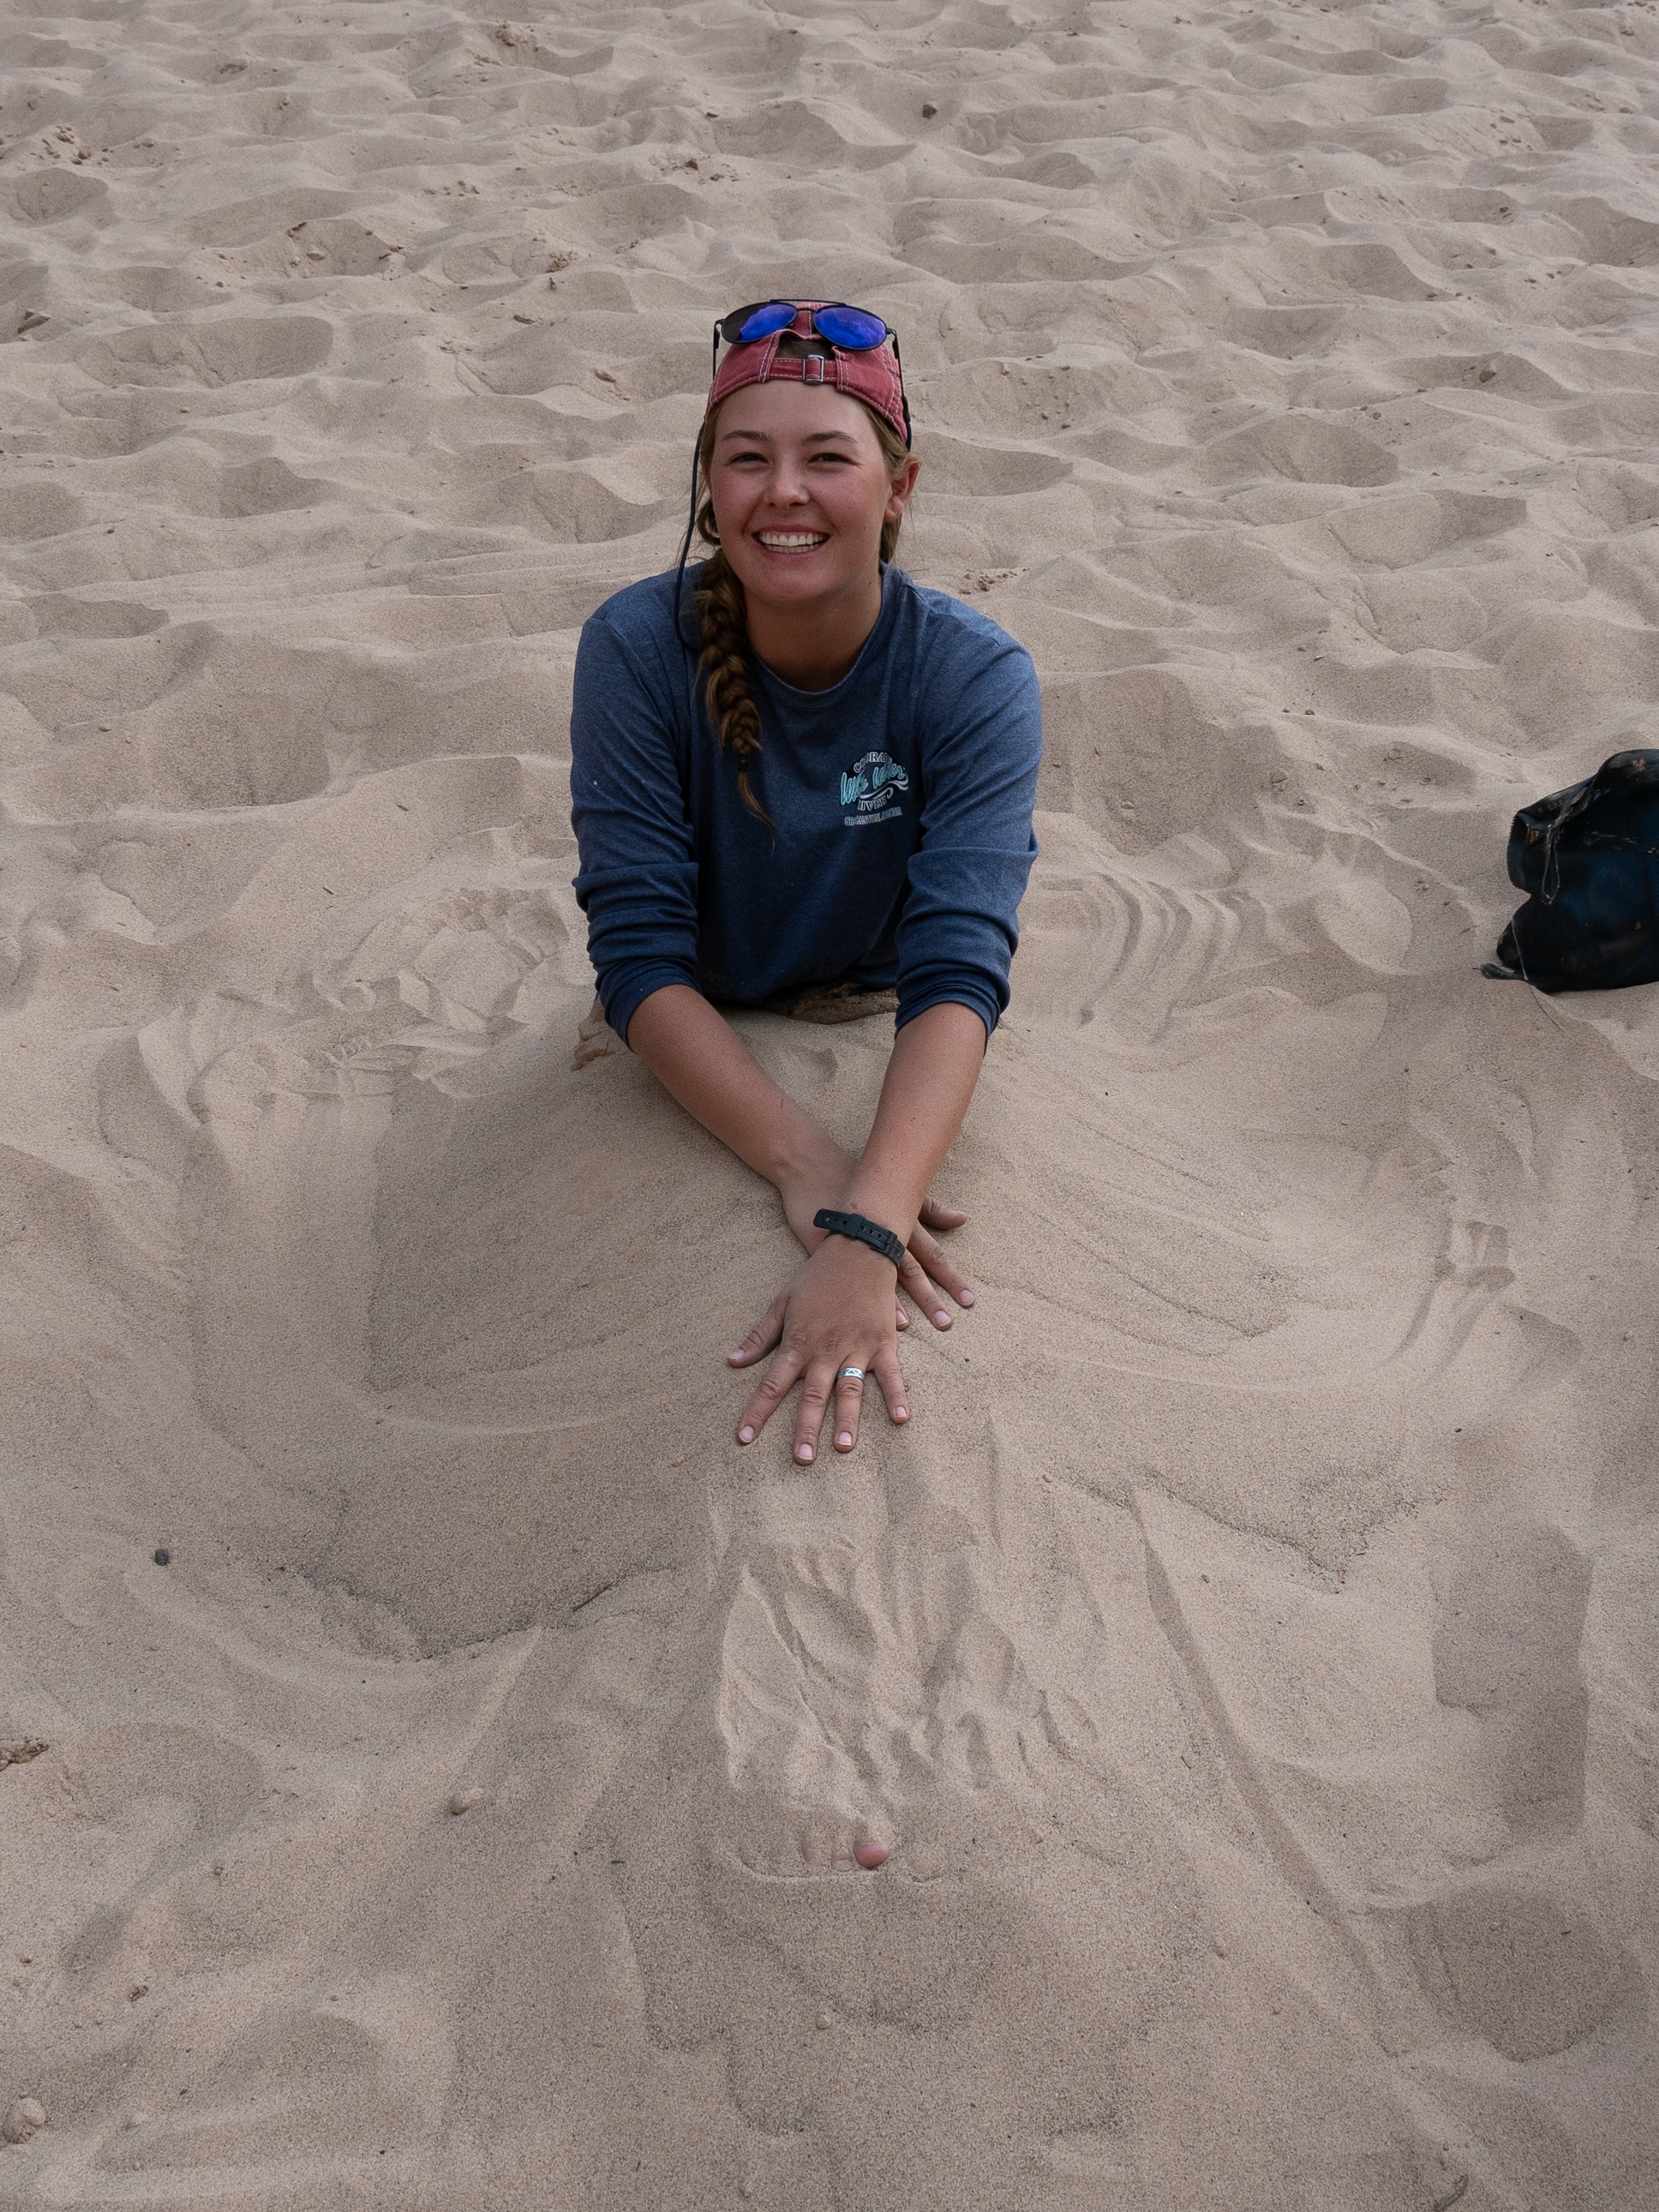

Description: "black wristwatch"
813 1208 907 1271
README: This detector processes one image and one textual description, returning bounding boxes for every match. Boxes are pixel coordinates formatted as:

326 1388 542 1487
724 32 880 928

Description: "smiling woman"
569 303 1042 1466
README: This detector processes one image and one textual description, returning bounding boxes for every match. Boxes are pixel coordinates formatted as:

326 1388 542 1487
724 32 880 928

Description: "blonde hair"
692 361 910 824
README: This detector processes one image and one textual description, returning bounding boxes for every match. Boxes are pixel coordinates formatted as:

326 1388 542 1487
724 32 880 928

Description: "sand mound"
3 0 1658 2205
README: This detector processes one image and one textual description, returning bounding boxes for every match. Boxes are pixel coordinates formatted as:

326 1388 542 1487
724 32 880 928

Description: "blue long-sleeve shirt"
570 563 1041 1045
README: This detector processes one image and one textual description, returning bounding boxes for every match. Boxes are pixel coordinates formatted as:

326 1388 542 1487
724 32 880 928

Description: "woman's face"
704 381 919 615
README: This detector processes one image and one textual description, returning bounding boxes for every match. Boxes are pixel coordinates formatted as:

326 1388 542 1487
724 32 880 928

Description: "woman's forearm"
844 1002 986 1242
624 984 838 1190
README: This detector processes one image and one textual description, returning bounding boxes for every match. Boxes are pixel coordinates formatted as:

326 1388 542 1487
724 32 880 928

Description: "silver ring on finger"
837 1366 865 1382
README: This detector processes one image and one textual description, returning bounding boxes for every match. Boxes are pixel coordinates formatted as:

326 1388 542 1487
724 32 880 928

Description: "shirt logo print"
841 749 909 826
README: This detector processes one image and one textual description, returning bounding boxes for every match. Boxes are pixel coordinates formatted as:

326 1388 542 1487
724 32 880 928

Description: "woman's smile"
754 527 830 554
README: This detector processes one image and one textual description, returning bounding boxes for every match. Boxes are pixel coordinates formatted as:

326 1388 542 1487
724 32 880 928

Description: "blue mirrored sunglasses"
711 299 895 375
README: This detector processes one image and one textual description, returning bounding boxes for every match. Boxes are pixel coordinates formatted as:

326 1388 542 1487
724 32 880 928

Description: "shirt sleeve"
895 633 1042 1039
569 608 702 1045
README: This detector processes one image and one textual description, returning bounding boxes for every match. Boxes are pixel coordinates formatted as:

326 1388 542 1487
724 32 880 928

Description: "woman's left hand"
780 1162 973 1334
728 1236 908 1464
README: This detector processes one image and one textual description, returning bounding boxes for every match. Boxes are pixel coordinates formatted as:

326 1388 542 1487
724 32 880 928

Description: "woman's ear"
884 455 921 524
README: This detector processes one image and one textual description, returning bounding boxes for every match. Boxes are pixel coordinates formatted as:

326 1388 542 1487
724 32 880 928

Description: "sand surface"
3 0 1659 2204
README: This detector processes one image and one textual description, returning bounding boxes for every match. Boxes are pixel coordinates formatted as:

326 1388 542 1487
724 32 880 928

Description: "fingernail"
728 1351 743 1363
738 1426 754 1444
797 1444 814 1463
959 1290 974 1306
836 1431 852 1449
935 1310 949 1327
894 1407 908 1422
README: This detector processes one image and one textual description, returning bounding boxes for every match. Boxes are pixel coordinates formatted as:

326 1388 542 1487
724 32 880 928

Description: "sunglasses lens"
814 305 888 351
730 300 798 344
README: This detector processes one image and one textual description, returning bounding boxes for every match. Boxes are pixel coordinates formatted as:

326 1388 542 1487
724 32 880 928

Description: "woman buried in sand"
571 301 1041 1466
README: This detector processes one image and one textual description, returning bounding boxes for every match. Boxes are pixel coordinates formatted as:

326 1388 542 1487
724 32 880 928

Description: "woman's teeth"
757 531 828 549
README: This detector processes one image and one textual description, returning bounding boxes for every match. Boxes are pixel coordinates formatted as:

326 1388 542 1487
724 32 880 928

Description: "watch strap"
813 1208 907 1271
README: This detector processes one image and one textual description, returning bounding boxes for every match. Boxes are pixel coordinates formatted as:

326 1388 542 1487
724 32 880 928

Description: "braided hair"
690 339 911 824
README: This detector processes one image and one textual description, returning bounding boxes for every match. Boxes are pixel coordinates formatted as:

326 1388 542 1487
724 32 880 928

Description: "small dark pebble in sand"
921 103 937 118
153 1549 171 1566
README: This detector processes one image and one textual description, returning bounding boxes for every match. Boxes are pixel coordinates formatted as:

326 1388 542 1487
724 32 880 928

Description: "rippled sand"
3 2 1658 2206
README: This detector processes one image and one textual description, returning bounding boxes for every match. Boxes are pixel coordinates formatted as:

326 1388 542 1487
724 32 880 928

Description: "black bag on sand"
1485 749 1659 992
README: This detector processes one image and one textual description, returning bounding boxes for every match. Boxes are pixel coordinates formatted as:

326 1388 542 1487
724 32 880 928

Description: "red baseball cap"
705 303 910 447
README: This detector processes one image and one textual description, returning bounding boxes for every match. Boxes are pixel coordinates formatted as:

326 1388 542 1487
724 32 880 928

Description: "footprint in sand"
76 315 333 390
1403 1883 1636 2061
1434 1518 1590 1844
